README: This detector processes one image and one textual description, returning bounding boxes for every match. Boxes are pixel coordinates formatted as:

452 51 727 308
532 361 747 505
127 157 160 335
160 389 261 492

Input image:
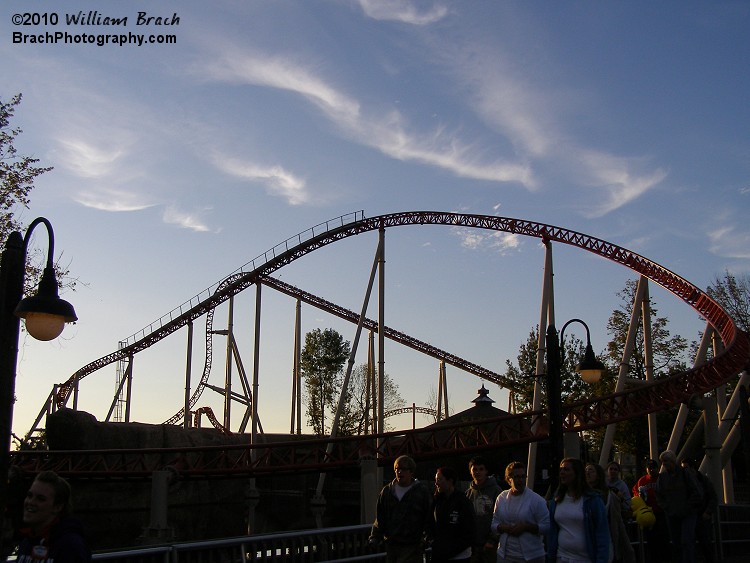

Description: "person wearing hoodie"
465 456 502 563
16 471 91 563
370 455 432 563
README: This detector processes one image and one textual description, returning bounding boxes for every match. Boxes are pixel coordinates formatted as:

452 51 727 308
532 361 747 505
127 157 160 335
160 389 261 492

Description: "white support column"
437 362 443 421
251 284 262 445
368 331 375 434
316 238 382 497
124 354 133 423
184 321 193 429
224 296 234 430
291 298 301 434
599 276 648 466
441 361 448 419
527 239 553 490
377 227 385 436
247 283 262 535
640 282 659 460
670 325 713 454
703 394 723 503
712 333 733 504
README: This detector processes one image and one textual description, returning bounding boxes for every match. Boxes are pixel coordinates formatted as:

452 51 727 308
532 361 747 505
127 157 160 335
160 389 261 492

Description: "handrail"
120 210 364 348
88 524 383 563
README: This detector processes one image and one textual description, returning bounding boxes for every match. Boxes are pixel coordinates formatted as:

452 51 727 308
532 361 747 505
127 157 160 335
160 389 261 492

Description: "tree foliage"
600 279 689 460
605 279 688 380
706 270 750 333
300 328 406 436
502 326 609 413
1 94 52 244
1 93 74 295
503 280 691 461
338 363 404 435
300 328 350 435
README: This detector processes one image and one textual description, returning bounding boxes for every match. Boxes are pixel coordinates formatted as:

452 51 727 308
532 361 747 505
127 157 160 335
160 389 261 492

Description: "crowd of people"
370 452 718 563
0 451 719 563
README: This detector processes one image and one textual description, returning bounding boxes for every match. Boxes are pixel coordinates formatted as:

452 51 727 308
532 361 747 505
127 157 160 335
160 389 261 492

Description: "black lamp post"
0 218 77 532
545 318 605 494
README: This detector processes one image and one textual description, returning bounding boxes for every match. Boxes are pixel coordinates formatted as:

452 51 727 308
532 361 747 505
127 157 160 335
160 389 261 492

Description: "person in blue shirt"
547 458 609 563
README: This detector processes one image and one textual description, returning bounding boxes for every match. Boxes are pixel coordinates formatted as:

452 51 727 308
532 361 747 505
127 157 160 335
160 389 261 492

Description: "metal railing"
90 525 384 563
11 508 750 563
120 210 365 348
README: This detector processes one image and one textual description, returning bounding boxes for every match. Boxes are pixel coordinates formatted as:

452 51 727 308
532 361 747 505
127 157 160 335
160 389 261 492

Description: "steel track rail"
25 211 749 478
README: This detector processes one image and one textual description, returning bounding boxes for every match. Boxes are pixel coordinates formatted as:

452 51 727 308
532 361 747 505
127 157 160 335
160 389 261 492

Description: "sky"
2 1 749 442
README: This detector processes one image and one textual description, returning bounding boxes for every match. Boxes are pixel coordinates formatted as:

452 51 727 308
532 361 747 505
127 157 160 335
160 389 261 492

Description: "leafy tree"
502 326 607 413
706 270 750 333
606 279 688 380
338 363 404 435
300 328 350 435
0 94 52 240
601 279 689 460
1 93 73 294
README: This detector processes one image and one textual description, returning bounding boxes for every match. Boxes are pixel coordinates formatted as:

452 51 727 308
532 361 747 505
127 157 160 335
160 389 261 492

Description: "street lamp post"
0 218 77 537
545 318 605 495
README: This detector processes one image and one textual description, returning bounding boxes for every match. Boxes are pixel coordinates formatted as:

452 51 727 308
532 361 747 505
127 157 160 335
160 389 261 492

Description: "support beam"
527 239 553 490
600 276 648 466
224 296 234 430
184 321 193 429
377 227 385 437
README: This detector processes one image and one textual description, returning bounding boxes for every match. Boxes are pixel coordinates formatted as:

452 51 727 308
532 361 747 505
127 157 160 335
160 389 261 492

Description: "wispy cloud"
213 154 310 205
163 206 213 233
452 227 520 254
451 42 668 215
73 188 156 212
708 217 750 260
198 49 533 187
56 138 127 179
357 0 449 25
574 150 668 218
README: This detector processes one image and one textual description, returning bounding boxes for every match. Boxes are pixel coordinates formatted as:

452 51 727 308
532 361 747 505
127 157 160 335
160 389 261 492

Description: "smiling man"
17 471 91 563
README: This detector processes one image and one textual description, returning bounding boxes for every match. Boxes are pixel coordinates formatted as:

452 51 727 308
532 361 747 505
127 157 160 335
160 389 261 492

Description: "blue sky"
2 1 749 439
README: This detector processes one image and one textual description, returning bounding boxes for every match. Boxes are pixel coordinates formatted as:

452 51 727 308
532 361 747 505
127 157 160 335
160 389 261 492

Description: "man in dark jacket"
465 456 501 563
370 455 432 563
16 470 91 563
656 450 702 563
430 466 474 563
681 458 718 563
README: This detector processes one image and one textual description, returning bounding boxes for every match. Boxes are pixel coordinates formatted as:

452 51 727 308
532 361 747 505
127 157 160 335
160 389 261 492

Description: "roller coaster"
12 211 750 481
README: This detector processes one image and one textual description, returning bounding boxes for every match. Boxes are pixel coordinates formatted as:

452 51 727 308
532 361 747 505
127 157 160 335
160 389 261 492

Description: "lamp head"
14 265 77 341
576 343 605 384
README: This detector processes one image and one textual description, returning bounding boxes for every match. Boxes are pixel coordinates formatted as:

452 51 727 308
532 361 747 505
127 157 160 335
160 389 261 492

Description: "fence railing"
91 525 384 563
12 506 749 563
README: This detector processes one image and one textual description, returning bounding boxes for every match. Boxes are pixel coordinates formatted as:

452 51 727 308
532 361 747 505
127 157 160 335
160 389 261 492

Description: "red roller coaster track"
13 212 750 479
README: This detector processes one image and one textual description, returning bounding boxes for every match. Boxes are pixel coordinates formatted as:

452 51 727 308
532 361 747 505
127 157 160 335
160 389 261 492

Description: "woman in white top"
547 458 609 563
490 461 550 563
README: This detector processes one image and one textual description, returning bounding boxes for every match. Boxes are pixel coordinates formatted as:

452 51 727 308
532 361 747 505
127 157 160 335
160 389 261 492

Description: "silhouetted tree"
1 93 74 294
707 270 750 333
600 279 689 461
301 328 350 435
338 364 404 435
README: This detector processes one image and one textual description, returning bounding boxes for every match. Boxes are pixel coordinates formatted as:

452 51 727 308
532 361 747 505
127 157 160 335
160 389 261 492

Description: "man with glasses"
490 461 549 563
370 455 432 563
